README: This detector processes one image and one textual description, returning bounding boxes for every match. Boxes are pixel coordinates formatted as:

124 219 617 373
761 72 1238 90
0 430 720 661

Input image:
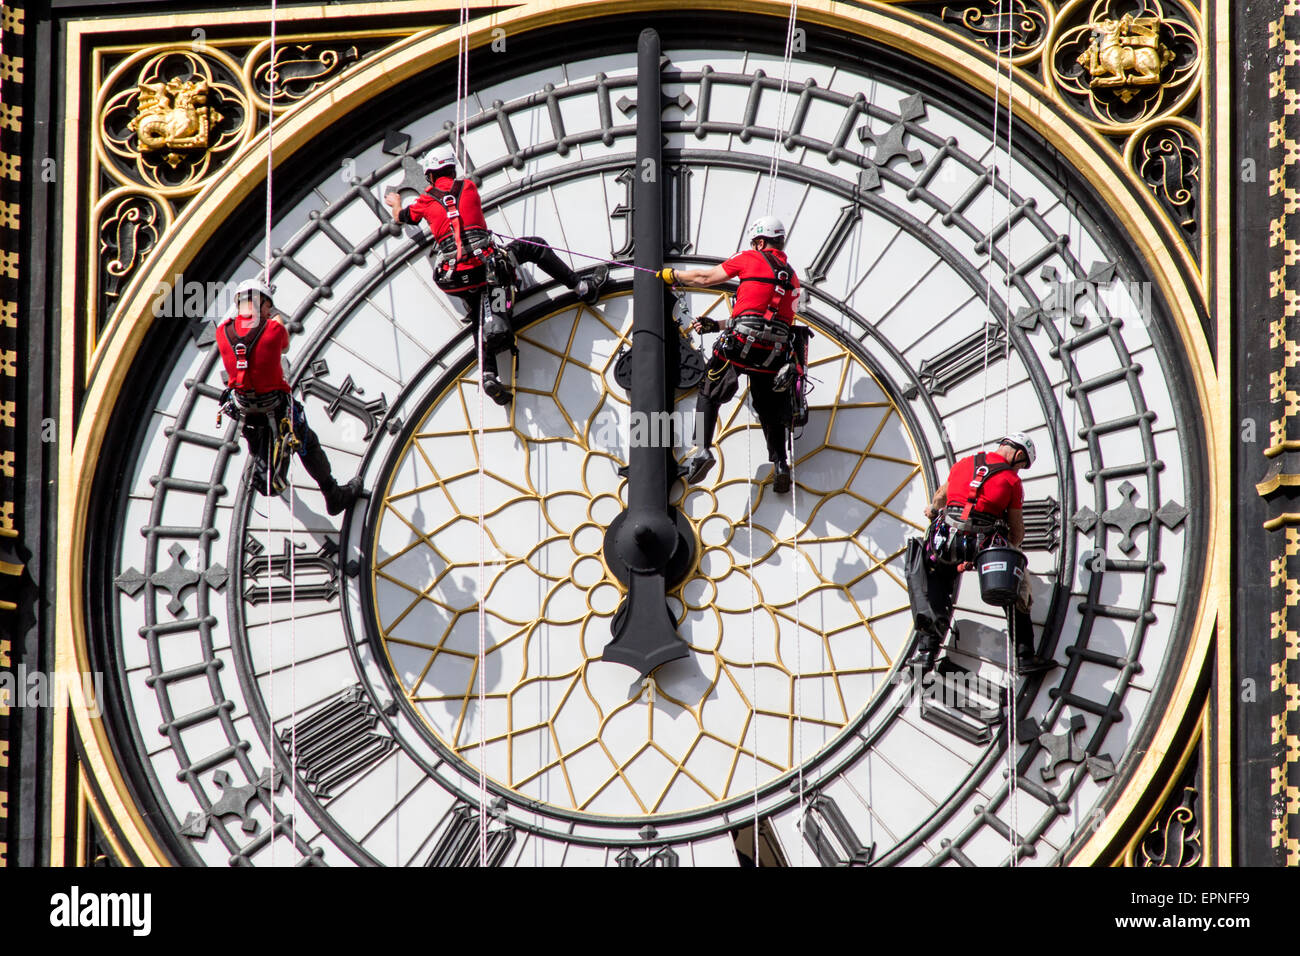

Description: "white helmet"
422 145 457 175
998 432 1036 468
749 215 786 242
234 278 274 306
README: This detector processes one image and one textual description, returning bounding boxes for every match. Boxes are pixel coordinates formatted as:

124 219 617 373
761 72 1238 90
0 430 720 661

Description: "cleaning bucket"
976 546 1026 607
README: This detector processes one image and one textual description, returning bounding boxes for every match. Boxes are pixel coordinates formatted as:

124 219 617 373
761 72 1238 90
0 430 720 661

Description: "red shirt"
216 315 290 393
723 249 800 321
401 175 487 243
943 452 1023 515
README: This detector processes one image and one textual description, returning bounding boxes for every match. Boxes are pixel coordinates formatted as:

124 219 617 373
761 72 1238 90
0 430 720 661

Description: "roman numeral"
610 163 693 258
1021 497 1061 551
424 803 517 867
299 359 397 441
805 204 860 284
918 664 1004 745
903 323 1007 399
801 792 875 867
615 845 679 867
242 537 340 605
285 685 395 800
732 817 789 867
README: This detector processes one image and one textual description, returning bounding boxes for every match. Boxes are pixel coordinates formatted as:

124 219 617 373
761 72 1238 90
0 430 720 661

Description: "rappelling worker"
907 432 1054 674
215 279 363 515
384 145 607 406
663 215 803 494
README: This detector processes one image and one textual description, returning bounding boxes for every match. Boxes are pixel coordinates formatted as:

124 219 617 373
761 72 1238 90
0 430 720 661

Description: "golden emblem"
128 78 222 167
1076 14 1174 103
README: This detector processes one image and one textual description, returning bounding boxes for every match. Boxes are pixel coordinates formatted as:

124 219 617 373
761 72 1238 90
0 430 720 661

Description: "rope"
1006 607 1018 867
263 0 277 280
977 0 1006 449
447 0 489 868
747 403 761 865
265 415 276 866
765 1 801 214
288 420 297 856
994 0 1021 866
263 0 279 865
475 311 489 867
490 234 660 274
455 0 470 171
788 426 804 867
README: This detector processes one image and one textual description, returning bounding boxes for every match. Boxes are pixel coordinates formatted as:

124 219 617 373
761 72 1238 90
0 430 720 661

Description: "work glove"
659 267 676 285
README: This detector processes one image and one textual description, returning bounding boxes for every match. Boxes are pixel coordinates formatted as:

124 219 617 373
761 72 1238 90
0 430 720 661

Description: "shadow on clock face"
368 293 931 816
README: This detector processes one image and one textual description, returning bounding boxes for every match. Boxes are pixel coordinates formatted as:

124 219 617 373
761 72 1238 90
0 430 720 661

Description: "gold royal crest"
1077 14 1175 102
127 78 223 167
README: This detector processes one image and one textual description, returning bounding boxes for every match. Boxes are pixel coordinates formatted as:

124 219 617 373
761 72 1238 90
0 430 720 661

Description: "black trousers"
240 398 337 496
692 352 791 463
448 235 581 377
916 557 1034 657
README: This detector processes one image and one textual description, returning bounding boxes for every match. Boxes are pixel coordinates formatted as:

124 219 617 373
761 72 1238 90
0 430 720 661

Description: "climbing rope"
262 0 283 865
788 426 805 868
994 0 1021 868
447 0 490 868
746 404 761 865
766 1 801 214
975 0 1021 868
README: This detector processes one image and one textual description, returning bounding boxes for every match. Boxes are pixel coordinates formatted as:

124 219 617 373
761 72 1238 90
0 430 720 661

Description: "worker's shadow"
510 306 615 468
420 571 507 727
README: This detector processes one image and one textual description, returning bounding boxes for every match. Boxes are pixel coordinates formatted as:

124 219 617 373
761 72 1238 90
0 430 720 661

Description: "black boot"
685 449 716 484
771 459 792 494
908 639 938 674
683 402 719 484
482 371 512 406
576 265 609 305
299 432 360 515
1014 609 1056 674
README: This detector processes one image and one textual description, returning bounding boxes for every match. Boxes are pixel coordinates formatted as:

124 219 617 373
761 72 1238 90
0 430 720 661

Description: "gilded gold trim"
57 0 1227 865
1117 697 1207 866
368 294 922 814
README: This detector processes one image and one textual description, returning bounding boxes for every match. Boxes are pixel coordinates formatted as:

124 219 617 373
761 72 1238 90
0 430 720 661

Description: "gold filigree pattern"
370 295 927 816
97 192 165 303
1049 0 1200 131
938 0 1053 62
1138 787 1201 866
1127 119 1199 240
98 48 250 194
244 41 363 113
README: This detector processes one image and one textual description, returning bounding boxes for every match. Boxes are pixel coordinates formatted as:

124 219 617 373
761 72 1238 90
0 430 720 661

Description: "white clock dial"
100 26 1205 866
368 290 926 817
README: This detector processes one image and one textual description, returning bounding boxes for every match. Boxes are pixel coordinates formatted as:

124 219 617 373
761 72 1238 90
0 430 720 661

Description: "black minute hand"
601 29 693 678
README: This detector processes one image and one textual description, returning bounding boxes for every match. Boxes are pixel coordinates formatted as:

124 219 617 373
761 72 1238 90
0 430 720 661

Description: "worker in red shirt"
215 280 362 515
907 433 1053 674
384 145 606 406
662 216 803 494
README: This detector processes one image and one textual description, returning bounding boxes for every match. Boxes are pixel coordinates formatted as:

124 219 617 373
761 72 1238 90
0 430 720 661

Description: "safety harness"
216 318 299 494
717 251 796 371
427 180 494 292
222 319 270 392
949 452 1017 531
928 452 1016 566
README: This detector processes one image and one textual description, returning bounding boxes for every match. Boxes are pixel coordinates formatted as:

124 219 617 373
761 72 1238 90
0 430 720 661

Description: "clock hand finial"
601 28 694 678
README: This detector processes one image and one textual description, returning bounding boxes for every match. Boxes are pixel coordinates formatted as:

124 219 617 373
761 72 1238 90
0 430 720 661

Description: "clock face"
366 291 926 818
101 26 1206 866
